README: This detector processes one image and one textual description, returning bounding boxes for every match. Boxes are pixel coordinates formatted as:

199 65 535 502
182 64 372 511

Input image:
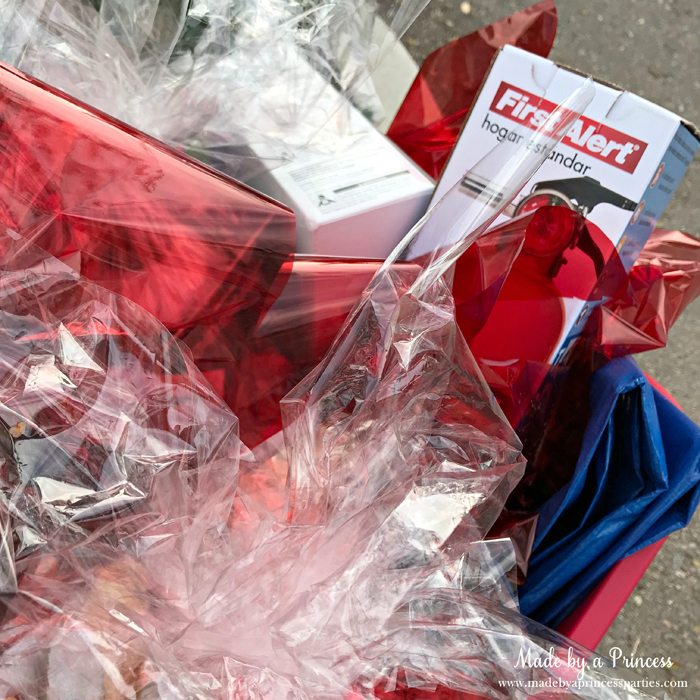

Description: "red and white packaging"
435 45 699 366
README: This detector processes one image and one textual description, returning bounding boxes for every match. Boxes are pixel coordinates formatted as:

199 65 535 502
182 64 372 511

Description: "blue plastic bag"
519 357 700 627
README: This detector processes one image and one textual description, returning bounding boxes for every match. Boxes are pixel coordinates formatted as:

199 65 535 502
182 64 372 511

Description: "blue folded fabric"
519 357 700 628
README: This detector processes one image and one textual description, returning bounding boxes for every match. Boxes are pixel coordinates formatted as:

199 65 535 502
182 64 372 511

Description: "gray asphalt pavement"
399 0 699 695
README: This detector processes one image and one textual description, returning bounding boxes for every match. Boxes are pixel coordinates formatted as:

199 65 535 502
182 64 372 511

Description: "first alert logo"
490 82 647 174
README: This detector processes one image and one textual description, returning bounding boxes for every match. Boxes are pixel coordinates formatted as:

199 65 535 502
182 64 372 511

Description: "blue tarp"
519 357 700 627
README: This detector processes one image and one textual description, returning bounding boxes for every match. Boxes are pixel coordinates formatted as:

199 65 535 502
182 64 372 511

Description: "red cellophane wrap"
0 60 296 447
0 66 659 695
387 0 557 179
0 231 656 700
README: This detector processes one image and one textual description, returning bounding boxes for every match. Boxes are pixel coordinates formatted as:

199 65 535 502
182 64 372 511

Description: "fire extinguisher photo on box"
463 175 638 365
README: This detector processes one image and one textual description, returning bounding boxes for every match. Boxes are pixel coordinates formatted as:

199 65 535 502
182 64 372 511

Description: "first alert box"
434 45 699 367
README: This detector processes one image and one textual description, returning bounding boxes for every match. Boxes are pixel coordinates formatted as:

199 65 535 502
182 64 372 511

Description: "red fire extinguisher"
464 175 637 364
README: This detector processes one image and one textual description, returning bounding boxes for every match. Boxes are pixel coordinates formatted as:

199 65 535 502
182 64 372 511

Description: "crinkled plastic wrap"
0 73 660 698
0 226 279 696
0 236 636 700
277 74 593 528
0 0 430 180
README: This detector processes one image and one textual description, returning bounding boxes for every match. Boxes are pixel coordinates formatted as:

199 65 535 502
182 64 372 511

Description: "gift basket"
0 1 698 698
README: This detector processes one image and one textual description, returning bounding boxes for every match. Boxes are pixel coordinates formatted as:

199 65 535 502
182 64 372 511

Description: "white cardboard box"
246 57 434 258
435 45 699 366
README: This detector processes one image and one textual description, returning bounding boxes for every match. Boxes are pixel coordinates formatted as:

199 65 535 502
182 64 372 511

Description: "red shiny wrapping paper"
387 0 557 179
0 60 296 439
